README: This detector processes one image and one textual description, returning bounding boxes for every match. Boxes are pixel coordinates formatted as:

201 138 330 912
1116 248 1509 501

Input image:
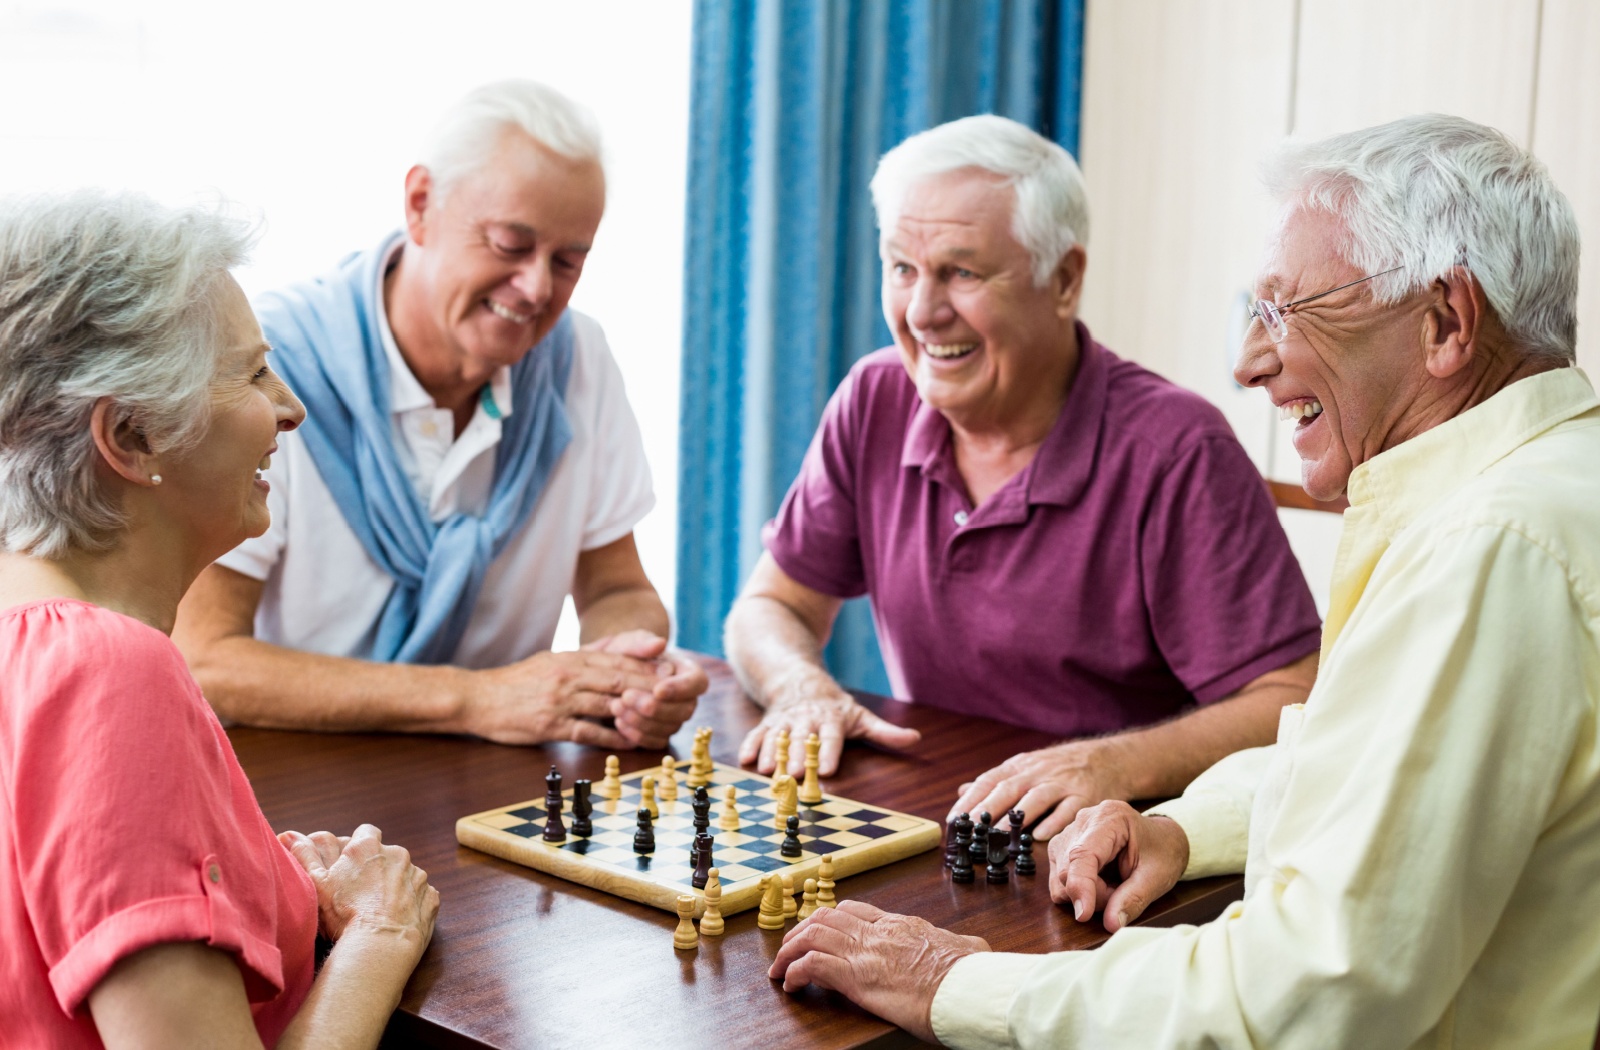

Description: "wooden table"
230 659 1244 1049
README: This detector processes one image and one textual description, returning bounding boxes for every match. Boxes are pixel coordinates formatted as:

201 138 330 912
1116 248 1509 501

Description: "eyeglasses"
1247 266 1402 342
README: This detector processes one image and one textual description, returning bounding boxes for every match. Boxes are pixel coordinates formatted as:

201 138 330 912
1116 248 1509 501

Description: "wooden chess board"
456 761 941 916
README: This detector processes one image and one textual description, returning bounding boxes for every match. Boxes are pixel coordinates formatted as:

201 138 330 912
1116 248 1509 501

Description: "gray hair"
420 79 604 194
1264 113 1580 365
870 114 1089 286
0 191 253 557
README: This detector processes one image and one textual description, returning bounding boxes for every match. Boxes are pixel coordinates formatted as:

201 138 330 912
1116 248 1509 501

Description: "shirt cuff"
1144 796 1247 880
930 952 1045 1050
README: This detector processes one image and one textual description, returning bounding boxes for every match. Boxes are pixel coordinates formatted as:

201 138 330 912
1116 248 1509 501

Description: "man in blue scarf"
174 80 705 749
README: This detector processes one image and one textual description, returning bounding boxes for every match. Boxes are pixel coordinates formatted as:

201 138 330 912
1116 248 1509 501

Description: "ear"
1422 266 1486 380
89 399 158 487
1052 244 1088 321
403 165 435 246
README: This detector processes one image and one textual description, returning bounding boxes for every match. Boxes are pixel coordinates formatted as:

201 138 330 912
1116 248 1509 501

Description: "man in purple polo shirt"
725 115 1321 840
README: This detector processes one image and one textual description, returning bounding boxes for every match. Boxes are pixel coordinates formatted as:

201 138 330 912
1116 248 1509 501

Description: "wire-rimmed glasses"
1247 266 1402 342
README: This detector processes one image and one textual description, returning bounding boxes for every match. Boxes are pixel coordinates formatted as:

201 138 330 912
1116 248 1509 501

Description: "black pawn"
978 811 992 827
1015 831 1036 876
632 807 656 854
952 823 975 884
691 831 714 888
985 827 1011 884
945 812 969 867
781 814 803 858
1007 809 1025 860
969 817 990 871
571 779 593 838
542 766 566 842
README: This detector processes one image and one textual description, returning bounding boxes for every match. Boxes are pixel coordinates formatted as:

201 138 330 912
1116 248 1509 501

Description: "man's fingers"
279 832 328 876
779 949 851 994
1030 794 1092 842
856 711 921 753
1104 862 1169 932
564 718 632 750
739 724 767 765
815 718 846 777
833 899 885 922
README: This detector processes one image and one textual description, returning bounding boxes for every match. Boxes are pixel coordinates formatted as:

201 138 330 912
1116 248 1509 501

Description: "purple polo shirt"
762 324 1322 737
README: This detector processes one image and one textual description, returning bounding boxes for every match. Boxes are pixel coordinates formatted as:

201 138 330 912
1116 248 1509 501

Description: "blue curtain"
678 0 1085 693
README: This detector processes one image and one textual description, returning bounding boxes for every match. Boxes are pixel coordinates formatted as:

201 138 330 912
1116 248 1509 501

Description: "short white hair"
1265 113 1580 365
420 79 604 193
870 114 1089 286
0 191 253 557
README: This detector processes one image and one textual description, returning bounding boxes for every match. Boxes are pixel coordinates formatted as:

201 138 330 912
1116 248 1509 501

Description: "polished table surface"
229 658 1244 1049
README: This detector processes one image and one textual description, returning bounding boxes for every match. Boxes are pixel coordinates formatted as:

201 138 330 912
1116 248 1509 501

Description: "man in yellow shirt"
769 113 1600 1048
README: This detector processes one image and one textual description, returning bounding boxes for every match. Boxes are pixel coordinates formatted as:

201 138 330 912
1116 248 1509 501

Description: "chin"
1300 463 1349 503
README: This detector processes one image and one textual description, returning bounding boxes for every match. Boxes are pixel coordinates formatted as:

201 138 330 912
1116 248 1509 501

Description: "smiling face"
160 276 304 559
1235 204 1433 500
403 130 605 377
880 169 1082 434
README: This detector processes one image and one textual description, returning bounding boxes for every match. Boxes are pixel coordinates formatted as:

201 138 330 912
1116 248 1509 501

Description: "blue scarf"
255 232 574 665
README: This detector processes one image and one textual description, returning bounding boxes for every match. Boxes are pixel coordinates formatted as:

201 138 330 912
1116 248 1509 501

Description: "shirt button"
208 864 222 884
953 510 969 527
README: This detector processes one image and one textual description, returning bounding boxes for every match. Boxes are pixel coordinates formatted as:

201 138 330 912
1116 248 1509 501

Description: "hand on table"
738 677 920 777
280 824 439 951
462 648 669 747
768 901 989 1044
584 630 707 749
948 738 1131 841
1047 801 1189 932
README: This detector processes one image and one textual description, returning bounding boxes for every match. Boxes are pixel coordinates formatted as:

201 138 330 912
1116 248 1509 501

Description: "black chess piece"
1007 809 1025 860
542 766 566 842
691 831 714 888
633 807 656 854
945 812 969 867
781 814 803 858
692 786 711 836
969 817 990 871
571 779 593 838
952 820 976 883
985 827 1011 884
1015 831 1036 876
978 811 992 827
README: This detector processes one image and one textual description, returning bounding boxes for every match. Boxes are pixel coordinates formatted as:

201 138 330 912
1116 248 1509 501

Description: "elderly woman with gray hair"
770 114 1600 1049
0 193 437 1047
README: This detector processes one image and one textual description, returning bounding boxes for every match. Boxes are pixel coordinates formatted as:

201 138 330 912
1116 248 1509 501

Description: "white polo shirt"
219 263 655 668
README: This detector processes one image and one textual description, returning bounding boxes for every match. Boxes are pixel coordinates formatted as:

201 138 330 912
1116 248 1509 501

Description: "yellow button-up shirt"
931 367 1600 1049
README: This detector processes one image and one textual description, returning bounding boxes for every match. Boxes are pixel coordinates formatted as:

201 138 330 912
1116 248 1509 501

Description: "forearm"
576 584 669 645
187 635 472 734
723 595 839 708
276 928 425 1050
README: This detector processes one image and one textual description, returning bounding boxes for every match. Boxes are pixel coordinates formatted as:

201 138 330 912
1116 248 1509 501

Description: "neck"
0 526 196 635
1384 341 1559 452
384 250 493 423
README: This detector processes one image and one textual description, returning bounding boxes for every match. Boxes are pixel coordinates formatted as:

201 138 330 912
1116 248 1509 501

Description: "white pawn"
600 755 622 800
659 756 679 802
717 785 741 831
782 873 797 920
700 869 725 937
798 878 819 920
816 854 837 909
640 775 659 819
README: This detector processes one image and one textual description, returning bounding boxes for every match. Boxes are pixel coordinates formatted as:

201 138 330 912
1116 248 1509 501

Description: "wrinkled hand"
949 739 1131 841
768 901 989 1043
280 824 439 950
464 649 673 747
1047 801 1189 932
738 674 920 777
583 631 708 749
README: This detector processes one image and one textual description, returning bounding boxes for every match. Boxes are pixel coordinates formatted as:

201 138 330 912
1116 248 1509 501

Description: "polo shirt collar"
1346 365 1598 534
900 321 1107 510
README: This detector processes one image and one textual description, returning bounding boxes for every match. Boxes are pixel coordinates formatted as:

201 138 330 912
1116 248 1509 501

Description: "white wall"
0 0 693 648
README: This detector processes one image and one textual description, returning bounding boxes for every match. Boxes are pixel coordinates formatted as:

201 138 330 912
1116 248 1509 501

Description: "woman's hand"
280 824 438 950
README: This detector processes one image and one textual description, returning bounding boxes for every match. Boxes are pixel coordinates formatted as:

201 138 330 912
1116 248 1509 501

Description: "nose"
905 273 955 335
275 380 306 433
1233 318 1281 389
511 253 555 310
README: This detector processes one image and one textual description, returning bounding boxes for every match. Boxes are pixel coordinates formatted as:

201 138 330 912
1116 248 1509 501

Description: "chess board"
457 761 941 916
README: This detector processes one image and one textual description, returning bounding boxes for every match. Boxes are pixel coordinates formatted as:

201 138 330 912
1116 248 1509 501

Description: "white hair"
420 79 604 193
1264 113 1580 365
870 114 1089 286
0 191 254 557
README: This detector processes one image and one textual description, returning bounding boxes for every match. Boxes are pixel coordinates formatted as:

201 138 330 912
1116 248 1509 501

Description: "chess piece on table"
816 854 837 909
542 766 566 842
571 779 593 838
700 869 725 936
951 815 975 883
969 816 991 871
945 812 969 867
691 785 711 835
633 807 656 854
673 894 699 950
688 727 713 788
659 756 679 802
772 774 798 829
641 775 659 819
691 831 714 889
599 755 622 800
798 732 824 804
782 873 797 919
1007 809 1025 860
798 877 819 919
985 826 1011 884
757 874 786 930
773 728 791 779
1016 831 1036 876
951 836 976 883
781 814 803 858
717 785 741 830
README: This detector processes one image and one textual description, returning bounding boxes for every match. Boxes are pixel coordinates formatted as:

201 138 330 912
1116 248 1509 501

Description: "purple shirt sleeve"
1140 435 1323 703
762 368 870 599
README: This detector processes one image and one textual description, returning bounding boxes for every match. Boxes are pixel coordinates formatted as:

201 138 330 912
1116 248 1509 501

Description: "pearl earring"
150 474 163 485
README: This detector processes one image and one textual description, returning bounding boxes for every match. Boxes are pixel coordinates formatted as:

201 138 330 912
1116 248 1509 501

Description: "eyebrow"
487 220 593 254
882 240 978 260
